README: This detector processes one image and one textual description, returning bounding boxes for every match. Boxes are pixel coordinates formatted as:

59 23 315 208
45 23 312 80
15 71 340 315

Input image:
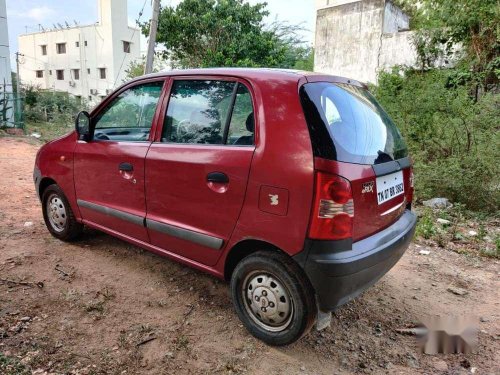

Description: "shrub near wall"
23 86 81 124
372 68 500 213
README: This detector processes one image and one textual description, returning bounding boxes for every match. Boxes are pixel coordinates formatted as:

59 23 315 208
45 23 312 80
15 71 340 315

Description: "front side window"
72 69 80 80
41 45 47 55
94 81 164 142
163 80 254 145
99 68 106 79
36 70 44 78
300 82 408 164
56 70 64 80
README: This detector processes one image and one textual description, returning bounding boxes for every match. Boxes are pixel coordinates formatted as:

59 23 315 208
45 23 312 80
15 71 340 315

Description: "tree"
141 0 311 69
123 59 147 82
293 47 314 71
396 0 499 89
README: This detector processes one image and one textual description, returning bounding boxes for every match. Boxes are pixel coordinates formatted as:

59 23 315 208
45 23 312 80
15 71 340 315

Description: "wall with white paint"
18 0 140 104
0 0 12 90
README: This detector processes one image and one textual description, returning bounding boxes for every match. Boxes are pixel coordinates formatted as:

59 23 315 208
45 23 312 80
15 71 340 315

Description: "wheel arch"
224 239 291 281
39 177 58 199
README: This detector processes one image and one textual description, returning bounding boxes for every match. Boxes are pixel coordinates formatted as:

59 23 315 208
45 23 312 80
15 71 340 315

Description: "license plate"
376 171 404 205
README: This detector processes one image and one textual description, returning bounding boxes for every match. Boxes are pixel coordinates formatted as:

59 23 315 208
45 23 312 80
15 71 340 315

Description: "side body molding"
76 199 223 250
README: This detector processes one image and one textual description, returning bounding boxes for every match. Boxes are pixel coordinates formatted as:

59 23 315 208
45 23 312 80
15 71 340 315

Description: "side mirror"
75 111 91 141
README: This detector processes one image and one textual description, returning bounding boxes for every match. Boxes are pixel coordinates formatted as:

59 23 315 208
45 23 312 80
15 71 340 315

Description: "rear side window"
162 80 254 145
228 84 254 146
300 82 408 164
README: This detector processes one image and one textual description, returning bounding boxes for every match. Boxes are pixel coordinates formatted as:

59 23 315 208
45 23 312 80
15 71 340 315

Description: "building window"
36 70 44 78
49 70 52 75
99 68 106 79
76 41 80 47
56 43 66 54
87 68 91 74
123 41 131 53
84 41 88 47
72 69 80 80
56 70 64 80
41 45 47 55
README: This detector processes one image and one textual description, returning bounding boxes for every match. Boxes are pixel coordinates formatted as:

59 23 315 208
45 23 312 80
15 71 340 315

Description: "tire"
230 251 317 346
42 184 83 241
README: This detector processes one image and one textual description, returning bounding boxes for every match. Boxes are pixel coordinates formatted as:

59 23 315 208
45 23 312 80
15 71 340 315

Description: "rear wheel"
42 184 83 241
230 251 316 346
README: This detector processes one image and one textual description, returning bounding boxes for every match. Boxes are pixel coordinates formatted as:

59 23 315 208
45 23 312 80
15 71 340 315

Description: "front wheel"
42 184 83 241
230 251 316 346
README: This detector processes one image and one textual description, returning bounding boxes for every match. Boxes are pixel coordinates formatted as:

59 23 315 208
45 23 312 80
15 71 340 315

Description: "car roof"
130 68 366 88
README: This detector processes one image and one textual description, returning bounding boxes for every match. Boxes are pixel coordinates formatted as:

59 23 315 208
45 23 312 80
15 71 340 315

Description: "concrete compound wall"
314 0 418 83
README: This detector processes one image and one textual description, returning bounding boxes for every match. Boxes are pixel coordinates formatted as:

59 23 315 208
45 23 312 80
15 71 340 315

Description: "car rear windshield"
300 82 408 165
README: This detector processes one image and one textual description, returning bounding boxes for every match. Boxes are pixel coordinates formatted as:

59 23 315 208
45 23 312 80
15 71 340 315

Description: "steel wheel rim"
46 193 67 233
241 270 294 332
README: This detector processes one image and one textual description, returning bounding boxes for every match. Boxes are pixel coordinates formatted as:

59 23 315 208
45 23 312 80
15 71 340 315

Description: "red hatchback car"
34 68 416 345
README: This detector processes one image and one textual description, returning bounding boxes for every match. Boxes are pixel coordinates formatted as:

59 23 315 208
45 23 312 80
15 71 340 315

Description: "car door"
145 78 256 266
74 80 165 243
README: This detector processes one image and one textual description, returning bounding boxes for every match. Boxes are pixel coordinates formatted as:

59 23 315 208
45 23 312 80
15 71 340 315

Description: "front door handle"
119 162 134 172
207 172 229 184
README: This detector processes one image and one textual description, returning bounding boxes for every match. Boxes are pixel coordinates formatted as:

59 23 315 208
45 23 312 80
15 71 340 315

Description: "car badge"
269 194 279 206
362 181 374 194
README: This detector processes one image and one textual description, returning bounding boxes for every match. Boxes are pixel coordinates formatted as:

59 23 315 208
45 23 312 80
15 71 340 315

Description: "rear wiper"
374 150 394 164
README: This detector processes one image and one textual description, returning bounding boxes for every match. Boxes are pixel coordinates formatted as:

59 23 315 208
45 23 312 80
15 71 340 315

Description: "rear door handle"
207 172 229 184
119 162 134 172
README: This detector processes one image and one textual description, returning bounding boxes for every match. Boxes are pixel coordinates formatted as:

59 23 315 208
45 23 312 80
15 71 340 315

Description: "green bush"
372 67 499 213
23 85 83 124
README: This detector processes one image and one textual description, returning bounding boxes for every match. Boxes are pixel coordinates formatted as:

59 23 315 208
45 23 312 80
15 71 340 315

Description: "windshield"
300 82 408 164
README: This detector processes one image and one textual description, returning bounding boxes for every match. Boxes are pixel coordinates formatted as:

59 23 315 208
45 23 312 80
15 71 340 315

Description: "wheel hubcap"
46 194 67 232
242 271 293 332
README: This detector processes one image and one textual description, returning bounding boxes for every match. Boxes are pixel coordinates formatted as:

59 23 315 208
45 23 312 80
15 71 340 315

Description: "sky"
5 0 316 70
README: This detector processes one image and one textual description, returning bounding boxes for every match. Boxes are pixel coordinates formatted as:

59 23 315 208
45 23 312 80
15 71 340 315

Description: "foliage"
123 57 162 82
415 208 437 239
141 0 311 69
395 0 499 88
123 59 146 81
293 47 314 71
0 353 30 375
22 85 83 123
372 67 499 212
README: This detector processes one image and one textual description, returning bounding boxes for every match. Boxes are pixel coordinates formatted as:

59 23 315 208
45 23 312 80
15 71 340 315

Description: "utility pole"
144 0 161 75
15 52 23 127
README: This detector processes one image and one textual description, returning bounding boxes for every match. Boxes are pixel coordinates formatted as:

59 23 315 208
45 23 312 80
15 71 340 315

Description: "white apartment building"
18 0 141 104
0 0 12 90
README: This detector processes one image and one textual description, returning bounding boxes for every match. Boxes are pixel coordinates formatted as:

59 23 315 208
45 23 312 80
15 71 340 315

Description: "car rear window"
300 82 408 165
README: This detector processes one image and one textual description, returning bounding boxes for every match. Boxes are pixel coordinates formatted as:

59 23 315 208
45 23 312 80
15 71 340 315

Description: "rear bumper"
295 210 416 311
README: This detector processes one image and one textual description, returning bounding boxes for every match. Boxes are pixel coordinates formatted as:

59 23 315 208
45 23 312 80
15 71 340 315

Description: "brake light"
308 172 354 240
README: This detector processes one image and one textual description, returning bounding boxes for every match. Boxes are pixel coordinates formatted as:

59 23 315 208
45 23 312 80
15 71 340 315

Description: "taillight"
308 172 354 240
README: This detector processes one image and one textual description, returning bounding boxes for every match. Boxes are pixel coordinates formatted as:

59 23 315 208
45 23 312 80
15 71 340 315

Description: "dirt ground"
0 137 499 375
